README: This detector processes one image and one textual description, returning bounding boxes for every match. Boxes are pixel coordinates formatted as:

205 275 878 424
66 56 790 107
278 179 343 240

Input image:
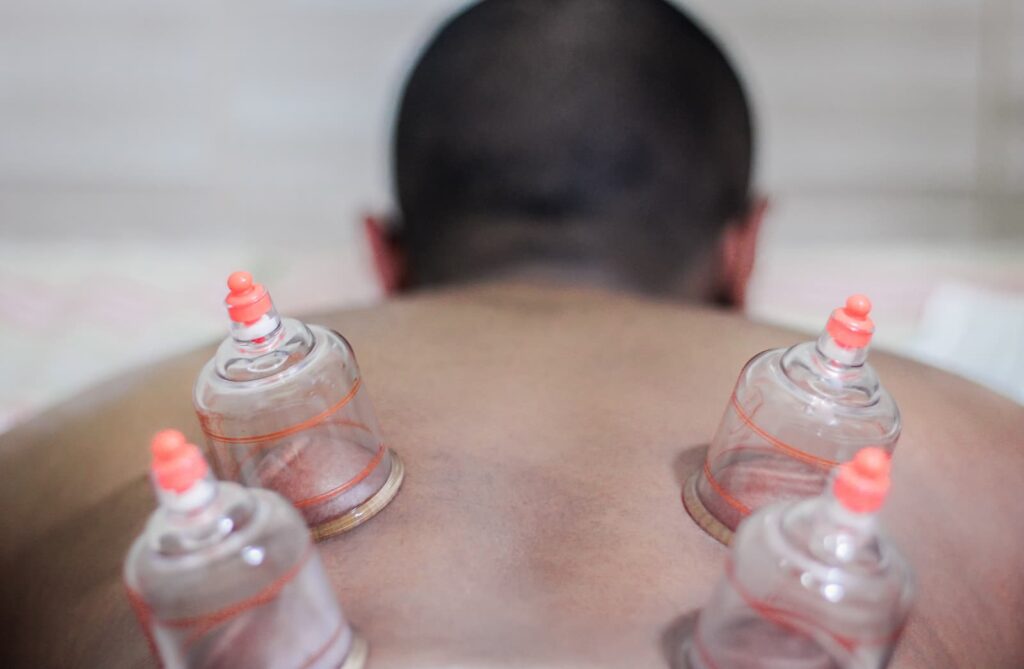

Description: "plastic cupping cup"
685 448 914 669
193 271 404 540
125 430 369 669
684 295 901 544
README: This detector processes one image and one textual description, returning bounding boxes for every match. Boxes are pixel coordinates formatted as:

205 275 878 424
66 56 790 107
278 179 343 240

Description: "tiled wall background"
1 0 1022 429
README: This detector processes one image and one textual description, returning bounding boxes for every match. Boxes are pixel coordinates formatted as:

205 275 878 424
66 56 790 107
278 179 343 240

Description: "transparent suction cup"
684 295 900 543
194 271 404 540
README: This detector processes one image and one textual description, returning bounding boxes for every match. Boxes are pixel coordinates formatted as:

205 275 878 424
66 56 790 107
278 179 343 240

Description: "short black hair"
393 0 754 292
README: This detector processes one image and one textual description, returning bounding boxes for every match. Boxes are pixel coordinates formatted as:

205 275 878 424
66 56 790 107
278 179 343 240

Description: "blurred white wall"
0 0 467 240
1 0 1022 428
690 0 1024 401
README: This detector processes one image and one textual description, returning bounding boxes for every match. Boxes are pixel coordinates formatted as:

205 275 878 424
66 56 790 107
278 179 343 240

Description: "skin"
365 198 766 307
1 281 1021 668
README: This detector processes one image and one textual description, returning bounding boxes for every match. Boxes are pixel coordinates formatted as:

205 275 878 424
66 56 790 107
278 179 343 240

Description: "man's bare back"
2 282 1021 667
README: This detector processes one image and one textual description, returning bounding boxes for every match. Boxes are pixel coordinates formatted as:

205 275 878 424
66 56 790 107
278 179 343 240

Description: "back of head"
394 0 753 296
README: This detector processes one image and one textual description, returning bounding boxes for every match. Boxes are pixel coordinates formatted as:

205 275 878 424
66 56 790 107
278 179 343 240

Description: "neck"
156 478 217 514
230 310 284 350
808 496 879 564
150 479 252 556
411 258 719 306
406 216 720 304
815 331 868 367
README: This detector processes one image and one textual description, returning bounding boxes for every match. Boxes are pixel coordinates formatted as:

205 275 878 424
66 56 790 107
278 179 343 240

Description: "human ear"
717 196 767 308
363 213 406 295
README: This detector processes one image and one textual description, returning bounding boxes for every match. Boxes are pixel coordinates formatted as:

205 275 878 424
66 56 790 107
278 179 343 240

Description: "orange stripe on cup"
128 544 314 645
292 443 387 509
724 556 903 650
703 460 752 516
199 378 362 445
730 392 839 470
